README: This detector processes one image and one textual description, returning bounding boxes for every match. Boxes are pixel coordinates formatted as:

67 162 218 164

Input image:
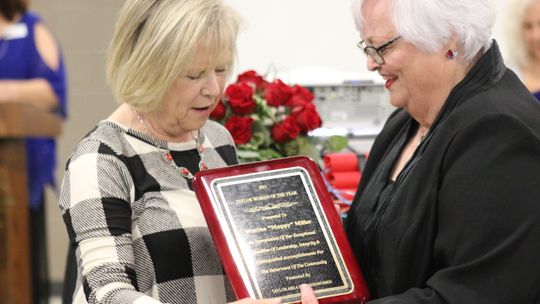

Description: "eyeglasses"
357 36 401 65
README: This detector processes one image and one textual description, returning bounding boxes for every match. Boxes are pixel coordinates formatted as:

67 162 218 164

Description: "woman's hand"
229 284 318 304
300 284 319 304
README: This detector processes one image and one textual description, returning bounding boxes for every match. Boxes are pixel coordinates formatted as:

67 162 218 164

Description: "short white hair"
351 0 495 64
504 0 537 67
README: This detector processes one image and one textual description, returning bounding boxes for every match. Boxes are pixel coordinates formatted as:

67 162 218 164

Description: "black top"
346 41 540 303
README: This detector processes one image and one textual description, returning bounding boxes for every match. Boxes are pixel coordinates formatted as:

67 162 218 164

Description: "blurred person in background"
504 0 540 100
341 0 540 302
0 0 67 303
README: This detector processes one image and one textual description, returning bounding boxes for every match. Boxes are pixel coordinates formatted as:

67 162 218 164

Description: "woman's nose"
366 56 381 72
202 72 221 97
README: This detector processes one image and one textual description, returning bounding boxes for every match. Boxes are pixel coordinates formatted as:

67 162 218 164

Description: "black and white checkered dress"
59 120 238 304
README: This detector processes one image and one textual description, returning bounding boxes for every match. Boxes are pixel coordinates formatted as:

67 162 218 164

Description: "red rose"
237 70 268 92
287 94 309 108
225 83 256 115
271 116 301 143
286 85 314 107
210 98 226 120
292 103 322 132
264 79 293 107
224 116 254 145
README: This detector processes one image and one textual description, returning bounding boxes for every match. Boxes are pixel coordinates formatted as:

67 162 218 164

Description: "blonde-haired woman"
505 0 540 100
58 0 282 303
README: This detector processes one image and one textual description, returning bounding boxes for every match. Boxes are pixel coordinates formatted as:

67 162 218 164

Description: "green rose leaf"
258 148 284 160
323 135 349 153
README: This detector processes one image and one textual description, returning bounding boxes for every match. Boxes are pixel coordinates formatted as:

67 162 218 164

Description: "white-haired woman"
58 0 283 303
340 0 540 302
504 0 540 100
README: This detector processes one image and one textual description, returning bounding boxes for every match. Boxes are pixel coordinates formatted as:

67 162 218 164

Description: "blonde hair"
505 0 537 67
106 0 241 112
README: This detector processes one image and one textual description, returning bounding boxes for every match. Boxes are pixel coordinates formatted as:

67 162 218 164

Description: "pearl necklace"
135 111 207 180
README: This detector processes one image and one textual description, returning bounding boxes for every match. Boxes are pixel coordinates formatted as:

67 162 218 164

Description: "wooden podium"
0 103 62 304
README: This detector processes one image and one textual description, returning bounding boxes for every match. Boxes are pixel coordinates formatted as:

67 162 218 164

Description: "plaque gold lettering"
261 213 286 221
244 201 299 213
245 227 268 234
294 219 312 226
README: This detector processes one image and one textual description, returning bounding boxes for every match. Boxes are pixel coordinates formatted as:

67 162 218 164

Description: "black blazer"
346 41 540 303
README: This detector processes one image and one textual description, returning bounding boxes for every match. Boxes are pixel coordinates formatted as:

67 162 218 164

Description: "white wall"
227 0 510 85
226 0 369 84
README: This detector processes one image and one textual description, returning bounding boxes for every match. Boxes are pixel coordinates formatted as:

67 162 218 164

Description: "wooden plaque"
193 156 369 303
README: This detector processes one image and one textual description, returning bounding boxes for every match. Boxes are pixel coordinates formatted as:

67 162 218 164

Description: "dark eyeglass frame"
357 36 402 65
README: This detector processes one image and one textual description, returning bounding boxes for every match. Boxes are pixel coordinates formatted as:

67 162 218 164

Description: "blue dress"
0 12 67 210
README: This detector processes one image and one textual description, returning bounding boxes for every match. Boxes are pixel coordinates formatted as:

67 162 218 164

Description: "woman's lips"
192 106 212 114
385 78 396 89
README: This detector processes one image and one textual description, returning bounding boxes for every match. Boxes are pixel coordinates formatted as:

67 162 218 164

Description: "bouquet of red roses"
210 70 347 163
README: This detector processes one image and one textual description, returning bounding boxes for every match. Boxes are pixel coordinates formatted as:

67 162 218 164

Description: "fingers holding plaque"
193 156 369 304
